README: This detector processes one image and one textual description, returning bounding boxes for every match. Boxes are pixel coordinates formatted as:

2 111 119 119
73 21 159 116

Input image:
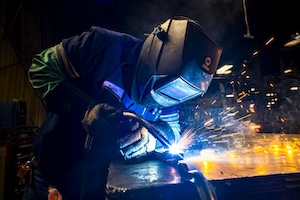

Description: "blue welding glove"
119 121 156 160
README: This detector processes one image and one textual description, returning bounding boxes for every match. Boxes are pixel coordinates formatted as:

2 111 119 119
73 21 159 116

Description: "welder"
22 16 222 200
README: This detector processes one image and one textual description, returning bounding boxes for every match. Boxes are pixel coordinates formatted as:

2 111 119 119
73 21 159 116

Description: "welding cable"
85 111 173 150
242 0 254 39
177 162 218 200
124 111 217 199
123 111 172 149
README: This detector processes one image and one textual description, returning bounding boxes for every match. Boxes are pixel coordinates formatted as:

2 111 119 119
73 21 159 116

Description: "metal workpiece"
107 159 201 200
107 133 300 200
184 133 300 180
152 149 184 165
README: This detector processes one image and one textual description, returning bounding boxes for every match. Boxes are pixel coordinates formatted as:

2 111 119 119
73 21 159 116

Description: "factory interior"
0 0 300 199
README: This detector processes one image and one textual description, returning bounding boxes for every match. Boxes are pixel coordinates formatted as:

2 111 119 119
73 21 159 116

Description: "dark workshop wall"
0 0 48 127
1 0 299 127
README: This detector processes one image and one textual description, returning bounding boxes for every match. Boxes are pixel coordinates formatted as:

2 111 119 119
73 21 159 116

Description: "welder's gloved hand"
81 103 123 143
119 121 156 160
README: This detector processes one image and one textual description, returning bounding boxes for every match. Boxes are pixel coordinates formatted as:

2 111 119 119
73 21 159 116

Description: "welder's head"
131 16 222 108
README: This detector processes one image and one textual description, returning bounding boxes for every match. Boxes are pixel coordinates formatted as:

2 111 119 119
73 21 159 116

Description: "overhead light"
284 69 292 74
284 39 300 47
226 94 234 98
290 87 299 91
284 33 300 47
216 64 233 74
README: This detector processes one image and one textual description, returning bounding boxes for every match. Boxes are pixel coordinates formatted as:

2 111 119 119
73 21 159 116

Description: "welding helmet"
131 16 222 108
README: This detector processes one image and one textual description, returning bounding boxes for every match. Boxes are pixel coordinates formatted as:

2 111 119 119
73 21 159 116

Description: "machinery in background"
0 100 38 200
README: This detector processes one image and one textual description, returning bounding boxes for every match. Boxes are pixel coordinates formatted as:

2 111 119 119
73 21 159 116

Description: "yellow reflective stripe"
54 43 80 78
53 44 61 66
59 44 80 78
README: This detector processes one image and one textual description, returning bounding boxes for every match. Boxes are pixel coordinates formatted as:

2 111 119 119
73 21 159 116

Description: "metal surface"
107 133 300 200
183 133 300 180
108 160 181 189
106 159 201 200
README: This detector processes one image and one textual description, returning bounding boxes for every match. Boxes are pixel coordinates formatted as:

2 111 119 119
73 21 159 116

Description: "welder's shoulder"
89 26 141 43
61 26 141 50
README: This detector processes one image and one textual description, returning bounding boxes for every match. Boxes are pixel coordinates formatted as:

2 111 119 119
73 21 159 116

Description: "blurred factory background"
0 0 299 199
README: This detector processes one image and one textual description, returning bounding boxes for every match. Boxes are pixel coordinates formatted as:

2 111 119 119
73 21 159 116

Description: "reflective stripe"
102 80 124 99
159 113 179 121
159 112 181 142
54 43 80 78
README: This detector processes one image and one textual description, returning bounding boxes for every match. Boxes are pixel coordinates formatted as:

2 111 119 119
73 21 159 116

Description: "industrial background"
0 0 300 200
1 0 299 129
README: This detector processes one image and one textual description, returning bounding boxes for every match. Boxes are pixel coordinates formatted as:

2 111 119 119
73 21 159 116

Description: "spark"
219 106 236 115
168 144 184 155
236 93 249 102
265 36 275 46
174 128 199 151
252 50 259 56
204 119 214 126
236 114 251 121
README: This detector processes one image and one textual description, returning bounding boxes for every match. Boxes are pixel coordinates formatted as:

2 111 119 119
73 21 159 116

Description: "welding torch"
85 111 172 150
122 113 216 200
123 111 173 149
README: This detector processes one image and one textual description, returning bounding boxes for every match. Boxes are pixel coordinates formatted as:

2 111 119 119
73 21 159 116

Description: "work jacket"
28 26 180 199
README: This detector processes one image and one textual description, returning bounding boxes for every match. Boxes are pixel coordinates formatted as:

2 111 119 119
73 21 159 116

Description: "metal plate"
107 134 300 200
106 159 201 200
183 133 300 179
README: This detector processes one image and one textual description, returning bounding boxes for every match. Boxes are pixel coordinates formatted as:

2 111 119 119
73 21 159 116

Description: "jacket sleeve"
28 26 115 99
28 46 97 120
28 47 67 99
159 110 181 142
28 42 99 120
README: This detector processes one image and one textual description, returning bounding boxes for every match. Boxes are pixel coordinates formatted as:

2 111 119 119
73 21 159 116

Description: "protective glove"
81 103 123 145
119 121 156 160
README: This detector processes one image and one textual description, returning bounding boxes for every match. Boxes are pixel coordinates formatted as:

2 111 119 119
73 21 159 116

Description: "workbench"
107 134 300 200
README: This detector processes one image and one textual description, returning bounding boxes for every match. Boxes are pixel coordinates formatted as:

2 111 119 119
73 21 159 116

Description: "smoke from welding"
123 0 244 44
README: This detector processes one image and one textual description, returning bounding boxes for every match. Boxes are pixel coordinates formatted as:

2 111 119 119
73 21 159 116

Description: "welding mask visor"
131 16 222 108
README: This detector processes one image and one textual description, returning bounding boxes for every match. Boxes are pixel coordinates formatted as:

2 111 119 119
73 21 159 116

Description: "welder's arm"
158 110 181 145
28 47 67 100
28 47 123 143
119 121 156 160
28 47 94 120
118 107 181 160
118 119 175 160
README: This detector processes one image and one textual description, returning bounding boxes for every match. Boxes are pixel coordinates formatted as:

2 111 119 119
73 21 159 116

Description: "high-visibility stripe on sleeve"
159 112 181 142
54 43 80 78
